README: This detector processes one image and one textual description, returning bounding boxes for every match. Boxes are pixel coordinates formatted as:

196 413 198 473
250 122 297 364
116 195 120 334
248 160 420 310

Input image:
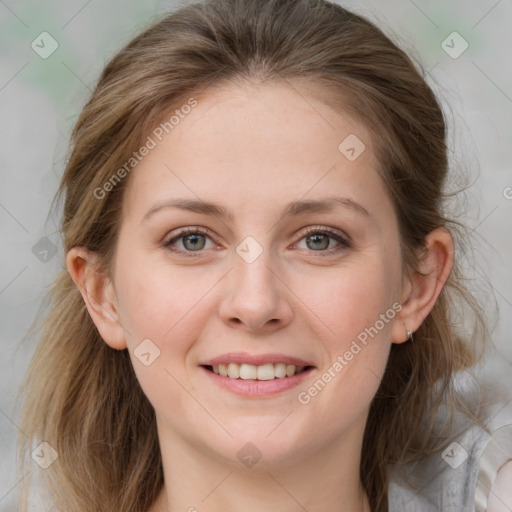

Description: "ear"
391 227 455 344
66 247 127 350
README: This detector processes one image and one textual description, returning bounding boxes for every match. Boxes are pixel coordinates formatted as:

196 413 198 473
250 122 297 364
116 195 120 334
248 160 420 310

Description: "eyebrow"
141 195 371 224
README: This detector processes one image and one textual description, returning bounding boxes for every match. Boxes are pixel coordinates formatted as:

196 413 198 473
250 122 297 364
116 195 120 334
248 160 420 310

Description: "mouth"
199 354 316 397
199 352 316 397
201 363 314 380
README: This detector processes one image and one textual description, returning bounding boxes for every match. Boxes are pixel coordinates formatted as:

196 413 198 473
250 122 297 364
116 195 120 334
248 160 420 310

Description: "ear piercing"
406 330 414 342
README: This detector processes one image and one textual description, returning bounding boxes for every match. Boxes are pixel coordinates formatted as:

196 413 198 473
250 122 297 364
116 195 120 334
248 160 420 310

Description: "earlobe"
391 227 455 344
66 247 127 350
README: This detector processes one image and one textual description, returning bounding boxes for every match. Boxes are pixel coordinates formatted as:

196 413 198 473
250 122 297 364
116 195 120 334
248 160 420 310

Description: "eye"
163 225 351 258
163 227 216 256
294 227 350 255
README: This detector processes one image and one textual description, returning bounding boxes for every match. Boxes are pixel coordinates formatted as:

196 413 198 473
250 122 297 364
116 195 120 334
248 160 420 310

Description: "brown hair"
17 1 491 511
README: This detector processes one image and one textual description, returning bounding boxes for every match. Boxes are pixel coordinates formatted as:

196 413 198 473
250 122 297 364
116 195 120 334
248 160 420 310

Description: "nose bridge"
235 243 274 294
233 236 278 305
219 235 293 331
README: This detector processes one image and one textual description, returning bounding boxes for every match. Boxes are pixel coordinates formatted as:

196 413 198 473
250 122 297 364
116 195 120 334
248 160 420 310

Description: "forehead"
122 80 387 221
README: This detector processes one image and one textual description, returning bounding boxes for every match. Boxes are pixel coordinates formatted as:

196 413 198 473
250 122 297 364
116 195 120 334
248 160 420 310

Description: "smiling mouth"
202 363 314 380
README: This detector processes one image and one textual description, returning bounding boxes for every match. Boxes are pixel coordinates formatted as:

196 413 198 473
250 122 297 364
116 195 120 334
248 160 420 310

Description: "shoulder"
388 420 512 512
477 424 512 512
487 461 512 512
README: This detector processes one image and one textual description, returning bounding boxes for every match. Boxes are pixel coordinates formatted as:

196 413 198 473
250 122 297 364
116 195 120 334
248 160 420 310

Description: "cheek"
291 257 399 404
113 265 212 412
296 259 398 345
294 271 393 437
114 258 219 355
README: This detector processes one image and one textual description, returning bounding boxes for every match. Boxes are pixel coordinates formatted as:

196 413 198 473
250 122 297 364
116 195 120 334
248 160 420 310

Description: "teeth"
274 363 287 378
210 363 307 380
239 363 257 379
227 363 240 379
257 363 275 381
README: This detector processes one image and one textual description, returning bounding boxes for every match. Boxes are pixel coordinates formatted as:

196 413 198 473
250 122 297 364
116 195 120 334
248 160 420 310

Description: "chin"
206 418 318 468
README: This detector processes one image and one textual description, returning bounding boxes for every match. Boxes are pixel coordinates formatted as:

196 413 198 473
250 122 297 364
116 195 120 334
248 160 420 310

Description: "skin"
67 81 454 512
487 460 512 512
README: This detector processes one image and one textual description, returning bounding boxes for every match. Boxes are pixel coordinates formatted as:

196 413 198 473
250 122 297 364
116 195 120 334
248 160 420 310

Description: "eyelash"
163 226 351 258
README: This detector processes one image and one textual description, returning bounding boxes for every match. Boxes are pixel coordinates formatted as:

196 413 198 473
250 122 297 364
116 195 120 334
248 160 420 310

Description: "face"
109 81 406 466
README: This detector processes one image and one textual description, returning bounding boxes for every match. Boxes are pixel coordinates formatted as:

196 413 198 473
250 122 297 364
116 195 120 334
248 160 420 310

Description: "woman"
17 0 512 511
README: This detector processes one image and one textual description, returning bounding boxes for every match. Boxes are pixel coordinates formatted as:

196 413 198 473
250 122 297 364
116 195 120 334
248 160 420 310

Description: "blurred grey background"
0 0 511 509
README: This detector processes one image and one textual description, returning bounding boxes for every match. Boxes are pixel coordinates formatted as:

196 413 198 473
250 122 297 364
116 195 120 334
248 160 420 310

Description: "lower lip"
200 366 315 397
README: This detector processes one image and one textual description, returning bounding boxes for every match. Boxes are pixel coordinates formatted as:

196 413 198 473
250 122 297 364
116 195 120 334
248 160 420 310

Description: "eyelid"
163 226 215 247
293 225 351 253
297 225 350 243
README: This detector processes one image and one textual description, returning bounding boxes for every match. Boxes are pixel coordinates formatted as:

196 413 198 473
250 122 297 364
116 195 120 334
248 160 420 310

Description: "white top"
387 418 512 511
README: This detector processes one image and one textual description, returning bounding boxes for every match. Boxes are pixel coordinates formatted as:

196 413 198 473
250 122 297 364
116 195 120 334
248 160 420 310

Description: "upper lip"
200 352 315 367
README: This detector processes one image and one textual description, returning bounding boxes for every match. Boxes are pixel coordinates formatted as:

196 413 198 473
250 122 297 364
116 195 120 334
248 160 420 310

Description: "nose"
218 246 294 333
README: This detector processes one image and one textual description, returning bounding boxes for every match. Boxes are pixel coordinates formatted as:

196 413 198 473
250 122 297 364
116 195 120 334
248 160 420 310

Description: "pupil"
307 234 328 250
184 234 205 251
